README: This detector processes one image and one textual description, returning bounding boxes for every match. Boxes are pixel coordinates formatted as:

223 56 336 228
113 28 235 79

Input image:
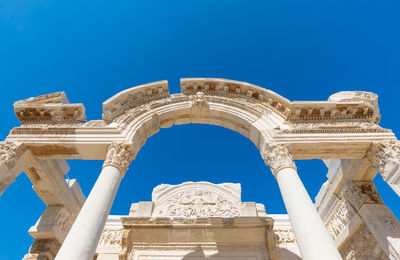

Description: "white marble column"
55 142 135 260
262 144 342 260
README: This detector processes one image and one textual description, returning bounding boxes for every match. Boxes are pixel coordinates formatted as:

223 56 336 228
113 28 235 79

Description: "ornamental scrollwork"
103 142 135 173
261 144 296 177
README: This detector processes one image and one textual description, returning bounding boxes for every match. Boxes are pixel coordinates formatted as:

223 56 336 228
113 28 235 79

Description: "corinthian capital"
367 140 400 178
261 144 296 177
0 141 25 169
103 142 135 173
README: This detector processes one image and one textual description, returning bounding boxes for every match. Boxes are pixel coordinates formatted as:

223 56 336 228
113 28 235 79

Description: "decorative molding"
261 144 297 177
127 243 268 260
279 122 389 134
341 181 383 211
14 92 86 124
102 81 170 121
0 141 25 169
103 142 135 173
367 140 400 179
339 224 388 260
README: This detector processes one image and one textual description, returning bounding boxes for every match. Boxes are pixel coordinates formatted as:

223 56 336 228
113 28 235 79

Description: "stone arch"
102 78 292 156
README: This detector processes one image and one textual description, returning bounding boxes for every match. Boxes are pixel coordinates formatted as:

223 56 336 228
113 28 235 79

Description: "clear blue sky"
1 1 399 259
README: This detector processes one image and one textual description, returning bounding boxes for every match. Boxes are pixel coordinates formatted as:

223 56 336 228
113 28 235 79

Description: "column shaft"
276 167 342 260
55 165 123 260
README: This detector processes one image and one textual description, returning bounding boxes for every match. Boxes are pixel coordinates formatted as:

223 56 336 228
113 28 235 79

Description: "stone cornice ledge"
121 216 274 229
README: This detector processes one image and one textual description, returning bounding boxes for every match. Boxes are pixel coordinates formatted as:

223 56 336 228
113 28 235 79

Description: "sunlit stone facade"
0 78 399 259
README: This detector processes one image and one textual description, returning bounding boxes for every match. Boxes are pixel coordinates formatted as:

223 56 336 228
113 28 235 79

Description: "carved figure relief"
154 189 240 218
274 229 296 249
98 229 126 248
325 200 355 240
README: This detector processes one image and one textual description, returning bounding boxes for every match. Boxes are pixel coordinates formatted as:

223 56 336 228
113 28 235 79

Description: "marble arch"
1 78 400 260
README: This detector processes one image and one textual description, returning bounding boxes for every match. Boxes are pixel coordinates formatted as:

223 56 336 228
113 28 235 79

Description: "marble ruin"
0 78 399 259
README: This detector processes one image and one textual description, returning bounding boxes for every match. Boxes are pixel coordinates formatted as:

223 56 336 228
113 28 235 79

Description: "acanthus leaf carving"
103 142 135 173
261 144 296 177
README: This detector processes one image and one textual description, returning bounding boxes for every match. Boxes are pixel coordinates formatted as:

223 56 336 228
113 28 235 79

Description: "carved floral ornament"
103 142 136 173
261 144 297 177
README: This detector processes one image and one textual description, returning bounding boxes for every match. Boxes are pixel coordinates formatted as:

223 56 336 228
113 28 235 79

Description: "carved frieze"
279 122 389 134
339 224 388 260
154 189 240 218
54 208 73 234
341 182 383 211
103 142 135 173
261 144 297 177
274 229 296 249
98 229 128 248
368 141 400 178
0 141 25 169
325 199 356 240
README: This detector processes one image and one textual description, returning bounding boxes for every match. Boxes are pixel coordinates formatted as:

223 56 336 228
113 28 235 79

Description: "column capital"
261 144 296 177
103 142 135 173
367 140 400 178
